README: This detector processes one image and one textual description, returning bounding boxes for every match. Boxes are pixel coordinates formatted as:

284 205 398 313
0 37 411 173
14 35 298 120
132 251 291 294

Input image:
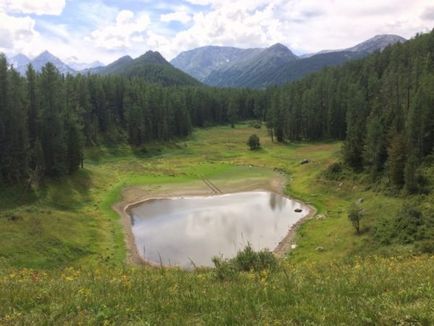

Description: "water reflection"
130 191 307 268
269 192 286 211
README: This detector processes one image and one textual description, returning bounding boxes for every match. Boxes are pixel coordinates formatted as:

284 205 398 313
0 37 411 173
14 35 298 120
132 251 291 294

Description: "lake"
129 191 309 268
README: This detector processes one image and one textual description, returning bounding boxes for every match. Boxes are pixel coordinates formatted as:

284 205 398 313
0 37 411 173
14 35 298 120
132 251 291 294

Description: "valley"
1 124 433 324
1 3 433 323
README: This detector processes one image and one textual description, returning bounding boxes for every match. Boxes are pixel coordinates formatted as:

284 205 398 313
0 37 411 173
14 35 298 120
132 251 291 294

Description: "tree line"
0 55 265 185
266 31 434 192
1 30 433 191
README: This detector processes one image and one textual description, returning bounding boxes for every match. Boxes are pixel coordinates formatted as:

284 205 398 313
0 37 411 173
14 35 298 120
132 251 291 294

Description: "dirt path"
113 173 315 265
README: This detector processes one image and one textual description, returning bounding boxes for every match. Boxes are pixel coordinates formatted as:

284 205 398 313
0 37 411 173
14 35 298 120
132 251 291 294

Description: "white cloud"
183 0 212 6
160 11 192 24
0 0 66 16
154 0 434 59
87 10 151 50
0 11 38 54
2 0 434 64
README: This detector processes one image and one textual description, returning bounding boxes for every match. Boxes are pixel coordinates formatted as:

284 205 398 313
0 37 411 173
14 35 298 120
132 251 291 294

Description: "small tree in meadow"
348 205 364 234
247 134 260 150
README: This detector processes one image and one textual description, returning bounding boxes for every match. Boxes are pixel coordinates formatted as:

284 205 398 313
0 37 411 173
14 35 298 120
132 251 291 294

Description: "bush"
212 257 237 281
323 162 343 180
348 205 364 234
248 121 262 129
393 205 424 243
212 244 277 280
233 244 277 272
416 240 434 253
374 202 434 249
247 134 260 150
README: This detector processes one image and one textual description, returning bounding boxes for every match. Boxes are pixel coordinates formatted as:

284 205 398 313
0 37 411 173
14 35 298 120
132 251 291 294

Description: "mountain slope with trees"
96 51 201 87
0 55 262 184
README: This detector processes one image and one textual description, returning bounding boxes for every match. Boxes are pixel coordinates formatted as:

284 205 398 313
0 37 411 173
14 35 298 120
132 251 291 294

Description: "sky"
0 0 433 65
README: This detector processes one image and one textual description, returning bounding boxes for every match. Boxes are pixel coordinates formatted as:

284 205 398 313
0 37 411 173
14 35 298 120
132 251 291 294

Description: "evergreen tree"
343 86 367 170
26 64 39 146
363 115 386 179
39 63 67 177
228 96 239 128
388 133 406 188
0 54 8 183
28 138 45 187
65 112 83 174
5 68 29 182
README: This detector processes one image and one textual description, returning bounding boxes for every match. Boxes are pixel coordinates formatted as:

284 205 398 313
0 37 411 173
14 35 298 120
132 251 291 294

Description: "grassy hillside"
0 124 433 323
1 256 433 324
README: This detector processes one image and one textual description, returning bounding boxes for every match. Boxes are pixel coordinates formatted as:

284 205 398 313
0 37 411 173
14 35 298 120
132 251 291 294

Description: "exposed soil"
113 173 315 265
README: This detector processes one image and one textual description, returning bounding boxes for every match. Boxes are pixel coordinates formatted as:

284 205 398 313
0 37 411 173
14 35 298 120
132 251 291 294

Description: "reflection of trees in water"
268 192 286 211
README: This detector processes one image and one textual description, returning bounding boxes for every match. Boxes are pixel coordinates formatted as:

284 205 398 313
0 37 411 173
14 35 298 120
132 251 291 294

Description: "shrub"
374 202 434 249
348 205 364 234
212 256 237 281
248 121 262 129
416 240 434 253
247 134 260 150
212 244 277 280
233 244 277 272
323 162 343 180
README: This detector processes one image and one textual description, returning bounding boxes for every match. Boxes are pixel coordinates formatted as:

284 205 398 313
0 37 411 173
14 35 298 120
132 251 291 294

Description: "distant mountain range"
5 34 406 88
8 51 76 75
6 50 198 87
171 34 406 88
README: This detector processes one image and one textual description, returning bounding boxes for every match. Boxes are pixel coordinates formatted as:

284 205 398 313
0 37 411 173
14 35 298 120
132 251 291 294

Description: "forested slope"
1 31 434 195
98 51 201 87
0 56 263 185
266 31 434 193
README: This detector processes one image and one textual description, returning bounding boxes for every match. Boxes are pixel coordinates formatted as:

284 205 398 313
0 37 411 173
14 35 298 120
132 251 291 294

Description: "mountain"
97 51 200 86
174 34 406 88
346 34 406 53
68 60 104 71
171 46 262 81
270 50 366 86
8 54 30 74
300 34 406 58
204 43 297 88
31 51 76 75
90 55 133 75
6 51 77 75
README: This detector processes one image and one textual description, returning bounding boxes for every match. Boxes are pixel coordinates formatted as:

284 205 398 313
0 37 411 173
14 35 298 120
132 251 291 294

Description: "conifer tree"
39 63 67 177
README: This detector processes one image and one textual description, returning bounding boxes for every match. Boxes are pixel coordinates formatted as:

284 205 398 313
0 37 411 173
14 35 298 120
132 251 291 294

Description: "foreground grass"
1 256 433 324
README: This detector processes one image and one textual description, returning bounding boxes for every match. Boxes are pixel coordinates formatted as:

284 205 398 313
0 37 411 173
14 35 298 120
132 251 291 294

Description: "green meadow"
1 124 433 324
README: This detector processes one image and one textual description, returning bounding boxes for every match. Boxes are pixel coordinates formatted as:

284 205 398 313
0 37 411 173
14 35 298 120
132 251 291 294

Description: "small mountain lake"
129 191 309 268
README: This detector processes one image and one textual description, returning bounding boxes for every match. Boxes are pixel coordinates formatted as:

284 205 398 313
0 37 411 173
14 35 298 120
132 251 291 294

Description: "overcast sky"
1 0 433 64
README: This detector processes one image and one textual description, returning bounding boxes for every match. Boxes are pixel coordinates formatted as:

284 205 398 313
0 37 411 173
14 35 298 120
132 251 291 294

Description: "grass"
0 123 433 323
1 256 433 324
